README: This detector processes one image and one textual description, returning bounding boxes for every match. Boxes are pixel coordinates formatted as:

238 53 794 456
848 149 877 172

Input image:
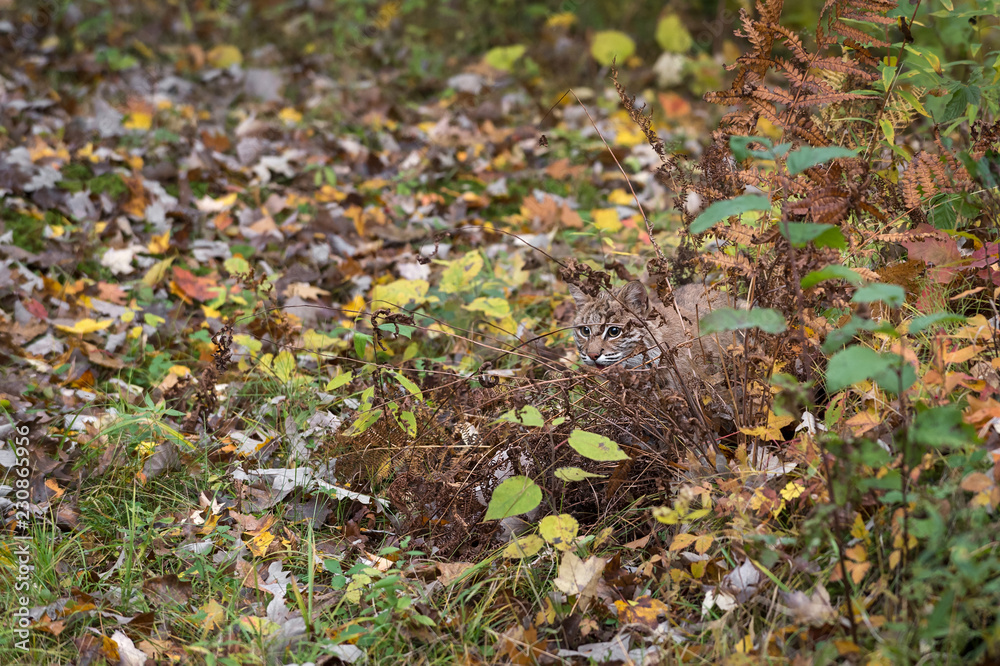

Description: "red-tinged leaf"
969 242 1000 284
901 224 964 283
96 282 128 304
171 267 223 302
22 297 48 320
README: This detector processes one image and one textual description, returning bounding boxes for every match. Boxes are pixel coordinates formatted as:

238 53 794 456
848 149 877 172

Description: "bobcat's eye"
606 326 622 338
579 326 591 337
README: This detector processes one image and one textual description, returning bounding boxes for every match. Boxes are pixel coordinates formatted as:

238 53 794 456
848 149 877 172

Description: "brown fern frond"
843 39 879 67
830 20 889 48
722 223 762 245
750 86 798 106
610 65 666 160
786 190 853 226
971 120 1000 160
790 91 871 108
784 115 831 147
812 57 878 80
902 148 974 209
702 251 754 275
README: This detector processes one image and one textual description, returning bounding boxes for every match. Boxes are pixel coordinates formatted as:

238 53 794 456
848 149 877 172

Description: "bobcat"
569 280 741 396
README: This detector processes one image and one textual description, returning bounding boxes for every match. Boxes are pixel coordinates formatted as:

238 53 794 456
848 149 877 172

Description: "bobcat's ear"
568 284 590 308
618 280 648 315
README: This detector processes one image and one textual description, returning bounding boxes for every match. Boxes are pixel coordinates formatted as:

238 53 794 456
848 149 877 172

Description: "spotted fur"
569 280 739 392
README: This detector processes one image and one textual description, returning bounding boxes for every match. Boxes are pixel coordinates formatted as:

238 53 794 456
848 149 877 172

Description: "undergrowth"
5 0 1000 663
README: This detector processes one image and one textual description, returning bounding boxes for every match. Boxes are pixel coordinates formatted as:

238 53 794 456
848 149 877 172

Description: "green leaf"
690 194 771 234
387 403 417 438
907 312 965 335
898 89 930 118
348 409 383 436
852 283 906 308
655 14 692 53
785 146 857 175
484 476 542 521
390 370 423 402
870 353 916 394
826 346 884 392
822 316 879 353
554 466 607 482
590 30 636 67
826 347 915 394
498 405 545 427
483 44 526 72
729 135 772 162
325 370 353 391
463 296 511 318
778 223 846 250
354 332 371 359
699 307 787 335
567 429 629 462
910 406 970 449
801 266 863 289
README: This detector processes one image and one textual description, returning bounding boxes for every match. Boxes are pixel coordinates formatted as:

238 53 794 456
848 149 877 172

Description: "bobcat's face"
570 281 652 368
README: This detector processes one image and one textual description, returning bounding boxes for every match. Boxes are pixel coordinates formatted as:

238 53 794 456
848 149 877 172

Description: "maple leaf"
614 596 669 628
171 267 223 302
900 224 965 283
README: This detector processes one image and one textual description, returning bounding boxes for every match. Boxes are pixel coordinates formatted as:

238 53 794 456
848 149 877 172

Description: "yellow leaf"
694 534 713 554
780 481 805 501
439 251 483 294
614 596 669 628
740 410 795 441
592 208 622 233
278 107 302 125
463 297 510 318
340 294 367 327
483 44 526 72
207 44 243 68
656 14 693 53
248 529 274 557
669 533 697 551
148 231 170 254
271 351 297 383
199 600 226 631
123 111 152 131
372 279 429 310
503 534 544 559
546 12 576 28
850 513 869 541
538 514 579 552
55 318 113 334
607 189 635 206
590 30 635 67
